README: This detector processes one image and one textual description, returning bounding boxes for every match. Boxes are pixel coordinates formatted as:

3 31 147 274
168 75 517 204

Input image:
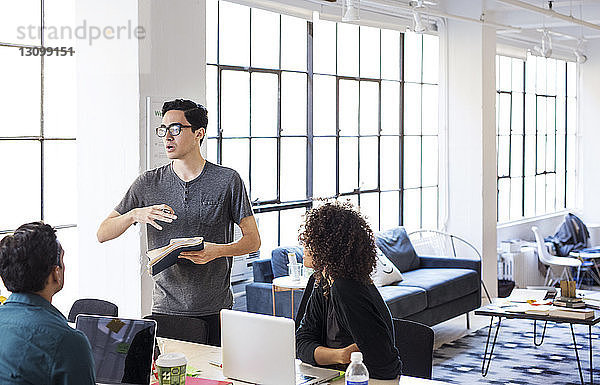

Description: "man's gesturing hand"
179 242 221 264
131 204 177 230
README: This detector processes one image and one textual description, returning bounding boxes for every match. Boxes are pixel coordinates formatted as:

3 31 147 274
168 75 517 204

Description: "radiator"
498 246 544 288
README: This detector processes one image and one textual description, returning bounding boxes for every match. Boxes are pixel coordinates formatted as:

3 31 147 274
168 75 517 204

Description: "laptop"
75 315 157 385
220 309 341 385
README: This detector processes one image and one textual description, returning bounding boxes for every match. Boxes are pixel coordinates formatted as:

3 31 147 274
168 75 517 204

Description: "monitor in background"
76 315 157 385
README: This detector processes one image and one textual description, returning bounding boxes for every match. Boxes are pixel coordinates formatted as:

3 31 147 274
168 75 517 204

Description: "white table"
159 338 449 385
272 275 309 318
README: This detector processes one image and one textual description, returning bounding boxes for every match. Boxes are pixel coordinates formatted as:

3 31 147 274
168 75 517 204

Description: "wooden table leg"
272 285 276 316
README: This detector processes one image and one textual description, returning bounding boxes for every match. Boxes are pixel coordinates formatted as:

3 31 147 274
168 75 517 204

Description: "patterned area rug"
432 318 599 384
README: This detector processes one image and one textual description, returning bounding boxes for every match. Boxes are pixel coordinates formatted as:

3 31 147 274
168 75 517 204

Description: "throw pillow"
271 246 304 278
375 226 420 273
371 249 403 287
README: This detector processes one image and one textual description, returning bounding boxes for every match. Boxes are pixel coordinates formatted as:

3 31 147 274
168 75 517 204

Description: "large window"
0 1 77 312
496 54 576 222
206 0 439 254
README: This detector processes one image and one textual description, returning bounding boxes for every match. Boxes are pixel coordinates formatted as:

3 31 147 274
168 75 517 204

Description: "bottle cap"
350 351 363 362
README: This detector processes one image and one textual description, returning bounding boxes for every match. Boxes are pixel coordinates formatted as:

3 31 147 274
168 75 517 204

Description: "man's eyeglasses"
156 123 193 137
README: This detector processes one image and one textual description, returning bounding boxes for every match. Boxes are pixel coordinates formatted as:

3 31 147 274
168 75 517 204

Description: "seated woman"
295 202 402 380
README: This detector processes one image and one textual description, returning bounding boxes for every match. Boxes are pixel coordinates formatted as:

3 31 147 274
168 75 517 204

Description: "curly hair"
299 201 376 294
0 222 59 293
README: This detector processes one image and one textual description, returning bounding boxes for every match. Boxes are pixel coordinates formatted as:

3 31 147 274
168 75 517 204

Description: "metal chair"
408 229 492 303
67 298 118 323
144 314 209 345
531 226 581 286
393 318 434 379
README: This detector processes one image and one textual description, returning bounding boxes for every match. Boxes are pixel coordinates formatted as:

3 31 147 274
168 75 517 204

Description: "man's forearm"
97 211 135 243
212 231 260 257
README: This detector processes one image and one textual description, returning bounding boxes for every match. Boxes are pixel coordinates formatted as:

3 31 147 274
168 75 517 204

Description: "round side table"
272 276 309 319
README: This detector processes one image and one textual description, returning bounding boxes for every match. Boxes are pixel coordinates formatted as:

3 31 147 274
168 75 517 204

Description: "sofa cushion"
395 268 479 308
375 227 420 272
271 246 304 278
377 285 427 319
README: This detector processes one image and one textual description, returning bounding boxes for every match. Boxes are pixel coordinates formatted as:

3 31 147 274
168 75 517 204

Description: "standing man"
97 99 260 345
0 222 96 385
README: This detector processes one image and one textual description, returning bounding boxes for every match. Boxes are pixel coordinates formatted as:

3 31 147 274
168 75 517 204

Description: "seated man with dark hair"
0 222 96 385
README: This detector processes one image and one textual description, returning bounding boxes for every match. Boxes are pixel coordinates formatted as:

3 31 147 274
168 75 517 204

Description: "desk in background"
159 338 447 385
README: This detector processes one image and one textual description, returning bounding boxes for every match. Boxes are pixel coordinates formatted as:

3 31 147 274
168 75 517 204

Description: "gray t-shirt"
115 161 253 316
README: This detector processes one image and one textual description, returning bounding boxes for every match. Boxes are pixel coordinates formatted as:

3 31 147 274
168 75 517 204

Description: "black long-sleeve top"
295 277 403 380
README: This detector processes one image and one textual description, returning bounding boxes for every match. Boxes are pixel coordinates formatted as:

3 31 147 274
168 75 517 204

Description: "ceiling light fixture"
412 11 427 33
342 0 360 22
574 40 588 64
533 29 552 58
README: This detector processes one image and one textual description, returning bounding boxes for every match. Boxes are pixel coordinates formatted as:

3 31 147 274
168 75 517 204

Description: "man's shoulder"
205 161 239 178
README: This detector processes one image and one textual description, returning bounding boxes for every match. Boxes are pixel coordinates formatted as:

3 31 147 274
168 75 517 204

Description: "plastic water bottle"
346 352 369 385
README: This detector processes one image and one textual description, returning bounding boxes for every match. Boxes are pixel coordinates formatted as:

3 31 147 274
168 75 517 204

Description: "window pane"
337 23 358 77
359 81 378 135
546 174 556 213
0 49 40 136
556 60 566 96
251 72 278 137
536 174 545 215
250 139 277 202
567 62 576 97
255 211 278 257
221 70 249 137
313 75 336 136
536 134 546 174
546 98 556 134
359 26 380 79
422 85 438 135
206 65 219 137
281 72 307 135
402 188 420 231
497 135 509 177
360 192 379 230
359 137 378 190
556 133 566 172
339 137 358 193
525 53 536 93
498 178 510 222
339 79 358 136
510 134 523 177
404 84 421 135
510 177 523 220
281 15 306 72
206 0 218 63
44 55 76 138
524 135 536 176
0 141 41 230
525 94 536 134
536 56 547 94
381 29 400 81
222 138 249 187
404 136 421 188
403 31 421 83
546 58 556 95
313 19 336 74
511 92 524 135
380 137 399 190
280 208 305 246
498 93 511 135
524 176 535 217
546 132 555 172
281 137 306 201
381 81 400 135
0 0 41 45
567 97 576 134
498 56 511 92
313 137 336 198
422 136 437 187
556 170 566 210
44 0 76 48
207 138 218 163
537 97 546 135
44 141 76 225
380 191 399 229
422 34 438 84
556 97 565 134
219 1 249 67
251 9 279 69
511 58 524 92
421 187 437 229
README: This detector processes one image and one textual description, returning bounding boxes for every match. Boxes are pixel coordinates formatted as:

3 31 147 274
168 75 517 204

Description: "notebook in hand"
147 237 204 276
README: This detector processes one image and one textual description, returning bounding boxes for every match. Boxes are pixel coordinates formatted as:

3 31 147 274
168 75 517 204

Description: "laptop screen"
76 315 157 385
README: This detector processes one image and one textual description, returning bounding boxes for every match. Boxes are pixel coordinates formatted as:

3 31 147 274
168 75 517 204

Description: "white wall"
76 0 142 317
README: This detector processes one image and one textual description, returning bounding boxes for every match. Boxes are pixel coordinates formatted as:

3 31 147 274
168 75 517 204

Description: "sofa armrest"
252 259 274 283
418 255 481 275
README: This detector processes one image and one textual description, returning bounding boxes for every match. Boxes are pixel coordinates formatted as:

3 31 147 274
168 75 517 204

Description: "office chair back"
67 298 118 323
393 318 434 379
144 314 209 345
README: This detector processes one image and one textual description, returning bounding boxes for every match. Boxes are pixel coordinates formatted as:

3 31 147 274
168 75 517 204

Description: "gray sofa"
245 227 481 326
